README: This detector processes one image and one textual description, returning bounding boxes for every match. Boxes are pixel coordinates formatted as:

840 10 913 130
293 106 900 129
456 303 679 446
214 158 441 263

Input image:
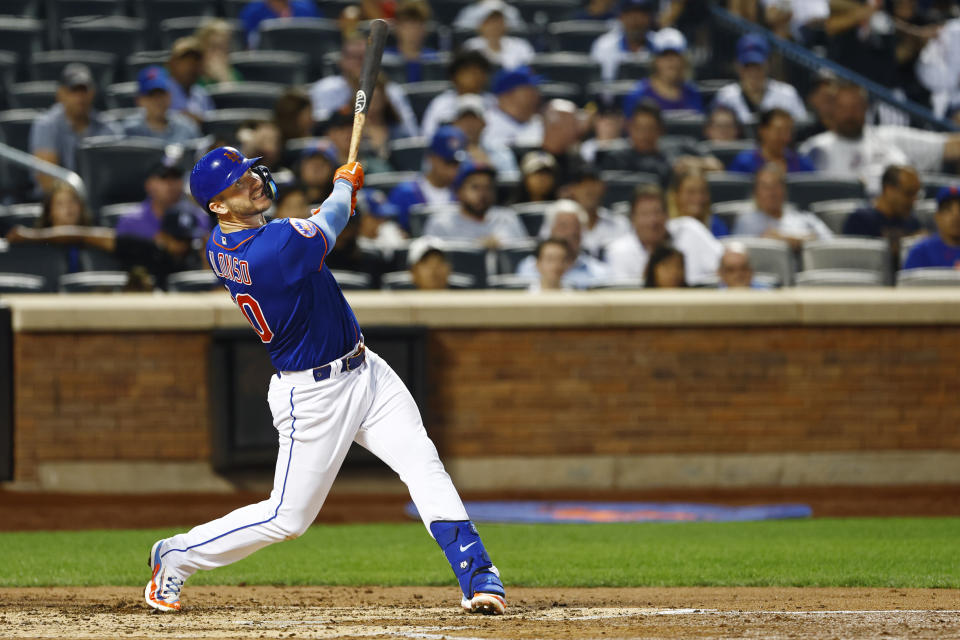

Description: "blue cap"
737 33 770 65
190 146 261 211
452 161 496 191
936 186 960 208
619 0 655 13
429 125 468 162
300 138 339 165
491 66 543 95
137 66 170 95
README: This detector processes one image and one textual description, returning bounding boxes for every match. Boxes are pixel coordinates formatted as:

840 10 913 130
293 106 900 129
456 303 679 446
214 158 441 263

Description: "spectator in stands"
643 244 687 288
240 0 321 49
799 83 960 195
728 108 813 174
408 237 454 290
903 186 960 269
451 94 519 175
272 183 309 219
236 120 294 187
388 126 468 232
324 214 389 288
364 75 417 151
797 71 838 140
824 0 898 90
29 63 122 195
668 169 729 237
591 0 656 82
194 19 242 86
843 165 923 238
310 36 419 136
717 243 767 289
624 28 703 115
35 182 93 273
123 67 201 144
421 50 494 139
529 238 575 292
703 105 743 142
916 13 960 117
580 93 626 164
166 37 215 121
482 67 544 149
516 151 558 204
713 33 808 125
889 0 937 107
560 164 631 258
517 199 613 288
539 99 586 185
382 0 440 83
423 162 527 247
356 189 406 250
733 163 833 249
605 184 723 284
273 88 316 147
323 107 393 173
454 0 524 31
463 0 535 71
762 0 829 45
116 161 209 242
297 138 338 204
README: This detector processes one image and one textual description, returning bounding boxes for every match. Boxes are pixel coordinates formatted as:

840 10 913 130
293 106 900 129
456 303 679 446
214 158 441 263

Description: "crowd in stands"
2 0 960 293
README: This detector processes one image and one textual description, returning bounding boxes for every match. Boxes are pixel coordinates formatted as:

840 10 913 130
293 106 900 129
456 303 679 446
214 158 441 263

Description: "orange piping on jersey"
212 234 255 251
317 230 329 271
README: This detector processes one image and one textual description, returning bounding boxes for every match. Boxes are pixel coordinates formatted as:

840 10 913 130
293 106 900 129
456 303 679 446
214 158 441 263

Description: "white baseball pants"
159 347 468 578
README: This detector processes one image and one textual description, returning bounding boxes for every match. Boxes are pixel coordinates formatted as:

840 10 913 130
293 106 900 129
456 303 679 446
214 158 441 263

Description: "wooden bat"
347 18 389 164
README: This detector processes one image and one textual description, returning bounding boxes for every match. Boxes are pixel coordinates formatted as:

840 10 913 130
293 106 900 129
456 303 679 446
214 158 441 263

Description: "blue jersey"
206 182 360 371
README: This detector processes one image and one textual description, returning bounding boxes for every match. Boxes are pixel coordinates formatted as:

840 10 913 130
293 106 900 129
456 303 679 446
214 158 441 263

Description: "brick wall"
14 333 211 482
426 327 960 457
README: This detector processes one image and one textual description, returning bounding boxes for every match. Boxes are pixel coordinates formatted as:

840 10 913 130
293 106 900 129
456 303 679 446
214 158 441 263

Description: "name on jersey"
209 250 252 285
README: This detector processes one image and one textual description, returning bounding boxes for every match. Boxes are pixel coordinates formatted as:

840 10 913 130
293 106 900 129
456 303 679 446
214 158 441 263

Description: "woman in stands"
37 182 92 274
668 169 729 238
194 19 242 87
643 244 687 288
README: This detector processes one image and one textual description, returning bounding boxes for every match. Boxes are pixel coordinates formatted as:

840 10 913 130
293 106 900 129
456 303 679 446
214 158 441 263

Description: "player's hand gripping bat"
347 18 389 165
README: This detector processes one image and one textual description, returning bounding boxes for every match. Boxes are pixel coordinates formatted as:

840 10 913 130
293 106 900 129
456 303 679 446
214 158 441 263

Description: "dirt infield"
1 586 958 639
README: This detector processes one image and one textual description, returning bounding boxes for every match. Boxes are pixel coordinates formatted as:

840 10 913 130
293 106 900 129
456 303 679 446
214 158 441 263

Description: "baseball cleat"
145 539 184 613
461 565 506 615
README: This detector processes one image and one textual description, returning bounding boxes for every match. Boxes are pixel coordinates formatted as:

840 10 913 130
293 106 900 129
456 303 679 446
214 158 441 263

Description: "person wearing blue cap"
623 28 703 115
422 161 527 247
387 126 469 232
712 33 808 125
590 0 656 82
123 66 202 144
462 0 534 71
903 186 960 270
297 139 340 204
482 67 544 149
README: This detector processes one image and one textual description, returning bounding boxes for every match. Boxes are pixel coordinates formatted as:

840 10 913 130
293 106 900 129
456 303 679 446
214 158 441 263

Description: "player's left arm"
308 162 364 255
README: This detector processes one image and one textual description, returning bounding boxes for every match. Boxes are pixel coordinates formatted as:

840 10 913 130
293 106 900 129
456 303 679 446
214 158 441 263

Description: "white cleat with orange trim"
145 539 184 613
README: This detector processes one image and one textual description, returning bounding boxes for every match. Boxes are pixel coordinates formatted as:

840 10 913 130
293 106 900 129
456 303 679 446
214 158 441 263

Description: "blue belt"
312 344 366 382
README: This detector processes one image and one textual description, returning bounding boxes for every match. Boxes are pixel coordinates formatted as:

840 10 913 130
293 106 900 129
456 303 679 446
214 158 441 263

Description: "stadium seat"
381 52 449 84
914 198 937 232
707 172 754 204
98 201 140 228
61 16 147 63
166 269 220 292
258 18 342 78
159 16 240 51
59 271 128 292
615 58 652 82
497 172 521 204
802 238 888 281
330 269 373 290
365 171 418 193
380 270 476 290
794 269 884 287
0 0 39 17
659 134 699 158
0 242 68 291
920 173 960 199
31 50 115 92
0 273 45 293
512 202 551 237
49 0 123 24
78 247 124 270
487 273 535 289
7 81 58 110
220 0 251 19
585 79 635 106
2 202 42 228
600 170 658 207
0 109 42 201
696 78 732 107
808 199 867 235
124 50 170 83
495 240 537 275
400 81 454 122
408 203 457 238
206 82 286 111
530 52 601 86
202 108 273 145
0 51 17 110
428 0 472 25
387 137 427 172
512 0 579 23
786 173 865 210
896 268 960 287
0 17 44 80
104 81 138 109
665 113 706 140
441 243 488 288
722 236 794 286
229 50 309 86
538 81 582 106
547 21 609 54
701 140 754 168
133 0 215 23
711 200 751 232
76 136 167 214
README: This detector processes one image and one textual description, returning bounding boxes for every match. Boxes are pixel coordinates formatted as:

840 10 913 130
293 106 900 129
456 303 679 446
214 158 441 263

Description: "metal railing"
0 140 87 202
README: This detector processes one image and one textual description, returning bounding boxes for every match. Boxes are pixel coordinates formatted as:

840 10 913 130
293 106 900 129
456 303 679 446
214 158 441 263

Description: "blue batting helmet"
189 146 261 211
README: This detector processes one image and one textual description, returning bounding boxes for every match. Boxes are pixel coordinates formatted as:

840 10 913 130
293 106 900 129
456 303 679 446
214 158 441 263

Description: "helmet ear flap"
251 165 278 201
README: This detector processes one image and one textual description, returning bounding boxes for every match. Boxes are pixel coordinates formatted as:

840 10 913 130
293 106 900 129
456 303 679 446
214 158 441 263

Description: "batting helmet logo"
354 90 366 114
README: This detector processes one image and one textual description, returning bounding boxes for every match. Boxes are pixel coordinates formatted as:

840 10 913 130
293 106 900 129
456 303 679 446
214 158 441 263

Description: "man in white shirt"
560 165 631 258
462 0 535 71
916 17 960 118
713 33 808 124
423 162 528 247
421 50 495 139
590 0 655 82
605 184 723 284
732 163 833 249
454 0 524 31
481 67 544 149
799 83 960 195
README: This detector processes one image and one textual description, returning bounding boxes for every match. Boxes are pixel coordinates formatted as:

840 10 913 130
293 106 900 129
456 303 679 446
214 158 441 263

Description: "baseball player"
144 146 506 615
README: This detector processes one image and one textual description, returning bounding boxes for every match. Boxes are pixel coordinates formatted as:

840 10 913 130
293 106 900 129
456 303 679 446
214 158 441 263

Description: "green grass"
1 518 958 588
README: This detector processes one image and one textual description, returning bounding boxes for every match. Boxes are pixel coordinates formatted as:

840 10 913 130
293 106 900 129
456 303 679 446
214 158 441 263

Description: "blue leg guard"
429 520 505 601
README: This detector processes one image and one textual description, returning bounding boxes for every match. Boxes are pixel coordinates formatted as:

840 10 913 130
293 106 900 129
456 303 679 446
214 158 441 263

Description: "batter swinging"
144 146 506 615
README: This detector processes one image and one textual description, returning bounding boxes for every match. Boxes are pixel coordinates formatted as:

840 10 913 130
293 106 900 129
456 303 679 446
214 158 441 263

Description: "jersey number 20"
235 293 274 343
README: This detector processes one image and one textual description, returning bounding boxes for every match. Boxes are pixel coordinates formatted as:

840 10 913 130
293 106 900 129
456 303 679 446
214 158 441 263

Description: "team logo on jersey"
289 218 318 238
354 90 366 114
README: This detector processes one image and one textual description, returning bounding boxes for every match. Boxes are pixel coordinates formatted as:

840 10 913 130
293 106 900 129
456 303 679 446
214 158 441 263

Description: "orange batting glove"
333 162 364 217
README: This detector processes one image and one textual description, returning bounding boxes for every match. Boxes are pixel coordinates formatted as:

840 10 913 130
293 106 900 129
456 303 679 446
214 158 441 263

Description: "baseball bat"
347 18 389 164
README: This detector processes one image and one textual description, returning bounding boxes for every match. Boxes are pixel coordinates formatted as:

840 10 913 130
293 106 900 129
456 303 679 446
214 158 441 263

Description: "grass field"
1 518 958 589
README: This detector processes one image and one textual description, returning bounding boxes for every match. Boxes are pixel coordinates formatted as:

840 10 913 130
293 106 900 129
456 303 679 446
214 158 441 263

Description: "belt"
278 344 366 383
